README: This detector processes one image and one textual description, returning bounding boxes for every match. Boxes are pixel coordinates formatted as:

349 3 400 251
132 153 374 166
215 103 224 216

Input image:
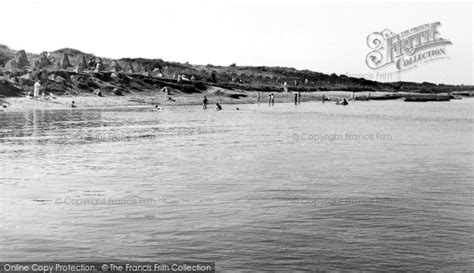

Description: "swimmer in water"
216 103 222 111
71 101 76 108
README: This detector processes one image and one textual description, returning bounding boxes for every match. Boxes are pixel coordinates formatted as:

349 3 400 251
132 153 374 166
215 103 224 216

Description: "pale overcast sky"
1 0 472 85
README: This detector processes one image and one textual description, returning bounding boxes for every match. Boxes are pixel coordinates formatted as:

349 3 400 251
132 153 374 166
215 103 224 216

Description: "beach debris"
153 104 163 111
38 51 51 68
32 60 41 71
47 74 66 84
55 76 66 84
76 55 88 72
110 60 122 72
87 56 96 68
112 87 123 96
211 71 217 83
151 68 162 77
4 60 18 73
61 53 72 69
15 50 30 68
124 61 134 74
94 63 102 72
181 74 190 81
19 73 34 81
93 88 103 96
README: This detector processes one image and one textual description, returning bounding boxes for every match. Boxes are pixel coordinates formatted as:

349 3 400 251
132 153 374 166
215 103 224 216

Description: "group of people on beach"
202 95 222 110
25 80 57 100
25 80 349 110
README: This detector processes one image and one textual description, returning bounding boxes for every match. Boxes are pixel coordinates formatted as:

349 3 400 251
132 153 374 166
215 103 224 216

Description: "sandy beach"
0 90 425 111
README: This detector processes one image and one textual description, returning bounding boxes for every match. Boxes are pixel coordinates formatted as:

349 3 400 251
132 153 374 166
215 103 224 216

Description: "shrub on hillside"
0 44 14 66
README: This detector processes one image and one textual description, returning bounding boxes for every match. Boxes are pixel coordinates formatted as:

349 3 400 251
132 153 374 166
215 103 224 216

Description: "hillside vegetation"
0 44 472 98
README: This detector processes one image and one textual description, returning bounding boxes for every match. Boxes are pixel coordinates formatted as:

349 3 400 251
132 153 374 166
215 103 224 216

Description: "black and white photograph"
0 0 473 271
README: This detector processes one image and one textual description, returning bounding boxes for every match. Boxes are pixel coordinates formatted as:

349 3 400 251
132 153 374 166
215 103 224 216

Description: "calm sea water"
0 99 473 271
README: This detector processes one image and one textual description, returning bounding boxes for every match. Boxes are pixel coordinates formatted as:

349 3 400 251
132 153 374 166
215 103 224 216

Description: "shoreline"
0 90 470 112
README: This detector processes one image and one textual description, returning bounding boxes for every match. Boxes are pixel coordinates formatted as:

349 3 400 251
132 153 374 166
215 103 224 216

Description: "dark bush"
194 82 207 91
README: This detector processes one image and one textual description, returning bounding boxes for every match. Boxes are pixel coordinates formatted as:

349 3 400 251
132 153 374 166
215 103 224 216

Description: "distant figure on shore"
269 93 275 105
177 75 182 83
283 82 288 92
203 96 208 109
71 101 76 108
236 107 239 110
216 103 222 111
341 98 348 106
257 92 261 103
294 93 298 105
322 94 325 103
298 91 302 104
33 80 41 98
161 87 169 95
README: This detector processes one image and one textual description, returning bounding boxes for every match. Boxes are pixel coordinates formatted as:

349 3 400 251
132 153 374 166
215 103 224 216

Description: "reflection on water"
0 99 473 271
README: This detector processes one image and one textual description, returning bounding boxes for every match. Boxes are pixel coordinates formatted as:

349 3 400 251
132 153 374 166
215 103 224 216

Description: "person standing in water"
203 96 208 109
33 80 41 98
271 93 275 105
257 92 261 103
294 93 298 105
